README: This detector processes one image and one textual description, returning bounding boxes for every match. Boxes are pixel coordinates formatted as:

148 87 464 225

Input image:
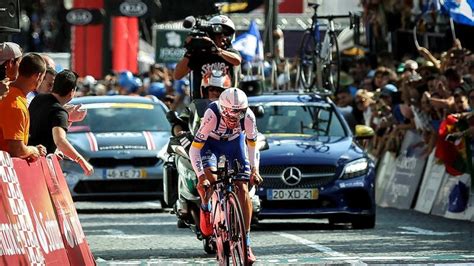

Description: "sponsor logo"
66 9 93 25
166 31 182 47
120 0 148 17
281 167 302 186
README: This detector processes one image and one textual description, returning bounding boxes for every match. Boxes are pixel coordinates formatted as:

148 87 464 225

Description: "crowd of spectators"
334 39 473 163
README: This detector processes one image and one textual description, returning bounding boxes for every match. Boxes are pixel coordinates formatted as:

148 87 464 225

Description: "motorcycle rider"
171 69 231 136
189 87 263 263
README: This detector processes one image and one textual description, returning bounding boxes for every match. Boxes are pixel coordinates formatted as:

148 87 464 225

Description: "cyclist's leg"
197 140 220 237
197 141 219 208
227 135 252 234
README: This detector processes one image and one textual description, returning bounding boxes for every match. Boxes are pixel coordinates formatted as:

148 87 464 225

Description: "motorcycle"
163 100 264 254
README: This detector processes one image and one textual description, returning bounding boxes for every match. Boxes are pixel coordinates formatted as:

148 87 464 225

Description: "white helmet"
209 15 235 37
218 87 248 128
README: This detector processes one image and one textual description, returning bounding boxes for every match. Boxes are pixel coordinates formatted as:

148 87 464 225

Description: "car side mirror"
256 133 269 151
252 106 265 118
355 125 375 140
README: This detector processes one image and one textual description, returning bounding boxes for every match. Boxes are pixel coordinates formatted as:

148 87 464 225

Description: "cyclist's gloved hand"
250 168 263 186
198 174 211 190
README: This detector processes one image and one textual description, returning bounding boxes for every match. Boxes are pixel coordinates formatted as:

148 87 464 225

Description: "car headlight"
341 158 369 179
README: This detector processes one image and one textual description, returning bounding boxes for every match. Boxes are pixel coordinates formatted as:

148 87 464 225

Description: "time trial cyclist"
189 87 263 263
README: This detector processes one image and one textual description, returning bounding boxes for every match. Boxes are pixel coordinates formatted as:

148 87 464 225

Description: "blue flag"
232 20 264 62
441 0 474 26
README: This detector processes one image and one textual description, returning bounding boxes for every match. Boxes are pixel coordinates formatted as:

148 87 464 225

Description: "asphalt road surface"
78 204 474 265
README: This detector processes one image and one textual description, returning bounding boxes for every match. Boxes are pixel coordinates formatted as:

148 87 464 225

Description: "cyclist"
189 87 262 263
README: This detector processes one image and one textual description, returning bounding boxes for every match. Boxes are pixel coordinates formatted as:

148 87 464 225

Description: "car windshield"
252 103 346 137
69 102 171 133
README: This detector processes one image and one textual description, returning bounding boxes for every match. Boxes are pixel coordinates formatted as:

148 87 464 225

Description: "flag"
440 0 474 26
232 20 264 62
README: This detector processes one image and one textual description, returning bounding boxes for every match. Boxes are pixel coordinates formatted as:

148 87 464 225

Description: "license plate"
104 169 145 179
267 189 319 200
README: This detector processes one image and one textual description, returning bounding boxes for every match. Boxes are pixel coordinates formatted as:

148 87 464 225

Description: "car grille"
74 180 162 194
260 165 336 189
89 157 162 168
261 196 337 209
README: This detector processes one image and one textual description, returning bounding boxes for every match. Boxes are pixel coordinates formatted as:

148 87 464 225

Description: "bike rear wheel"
226 192 248 265
298 31 318 91
322 31 340 94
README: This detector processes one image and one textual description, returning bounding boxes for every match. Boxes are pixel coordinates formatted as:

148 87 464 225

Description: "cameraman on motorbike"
189 87 263 264
171 69 232 136
174 15 241 100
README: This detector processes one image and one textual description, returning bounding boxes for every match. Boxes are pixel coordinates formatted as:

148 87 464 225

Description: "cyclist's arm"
244 110 260 170
189 109 217 177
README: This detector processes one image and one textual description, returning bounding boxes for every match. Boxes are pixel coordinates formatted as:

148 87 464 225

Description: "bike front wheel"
298 31 318 91
226 191 248 265
322 31 340 94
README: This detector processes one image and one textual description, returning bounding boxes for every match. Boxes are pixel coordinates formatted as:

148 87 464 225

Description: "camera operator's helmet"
209 15 235 40
201 70 231 93
218 87 248 129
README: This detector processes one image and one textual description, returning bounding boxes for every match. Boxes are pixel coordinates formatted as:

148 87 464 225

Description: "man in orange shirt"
0 53 47 161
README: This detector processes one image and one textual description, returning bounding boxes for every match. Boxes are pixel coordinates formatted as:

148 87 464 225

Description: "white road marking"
82 221 176 227
398 226 459 236
85 229 125 235
275 232 366 265
359 256 424 260
85 229 159 239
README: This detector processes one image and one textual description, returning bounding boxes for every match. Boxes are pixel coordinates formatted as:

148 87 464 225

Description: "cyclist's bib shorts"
200 133 251 179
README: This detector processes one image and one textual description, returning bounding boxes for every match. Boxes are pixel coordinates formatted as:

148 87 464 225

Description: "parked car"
249 93 376 228
60 96 171 200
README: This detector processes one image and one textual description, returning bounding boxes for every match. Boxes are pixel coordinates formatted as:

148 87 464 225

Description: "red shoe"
247 247 256 264
199 209 213 237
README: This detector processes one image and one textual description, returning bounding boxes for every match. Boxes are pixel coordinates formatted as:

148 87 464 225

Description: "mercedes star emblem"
281 167 302 186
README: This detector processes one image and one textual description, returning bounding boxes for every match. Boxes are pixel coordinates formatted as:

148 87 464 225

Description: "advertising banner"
414 151 446 214
0 151 31 265
0 151 70 265
42 155 96 266
378 130 428 209
154 29 188 63
375 152 396 204
432 173 472 219
13 157 70 265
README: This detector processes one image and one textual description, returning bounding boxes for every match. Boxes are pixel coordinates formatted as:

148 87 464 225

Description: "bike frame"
301 3 352 94
211 160 248 265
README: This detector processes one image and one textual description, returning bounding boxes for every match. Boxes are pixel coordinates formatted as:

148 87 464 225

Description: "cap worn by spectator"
396 63 405 74
381 84 398 97
339 71 354 87
0 42 22 65
404 60 418 71
83 75 97 88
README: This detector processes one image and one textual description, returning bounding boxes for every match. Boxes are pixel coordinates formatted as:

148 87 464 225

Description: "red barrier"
0 152 30 265
43 155 95 266
0 151 96 265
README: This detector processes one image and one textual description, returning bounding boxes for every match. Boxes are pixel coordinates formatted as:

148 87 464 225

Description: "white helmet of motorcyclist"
218 87 248 128
201 70 231 91
209 15 235 39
